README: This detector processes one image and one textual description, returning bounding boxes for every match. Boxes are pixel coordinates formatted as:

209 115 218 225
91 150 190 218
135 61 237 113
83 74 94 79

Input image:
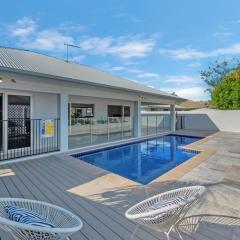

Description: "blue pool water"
72 135 201 184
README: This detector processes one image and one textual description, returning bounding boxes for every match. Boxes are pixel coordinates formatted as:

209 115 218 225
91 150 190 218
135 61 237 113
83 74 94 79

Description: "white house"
0 47 183 160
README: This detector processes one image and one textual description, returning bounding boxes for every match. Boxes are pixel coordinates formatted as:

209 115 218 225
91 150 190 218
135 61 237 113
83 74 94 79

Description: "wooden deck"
0 131 240 239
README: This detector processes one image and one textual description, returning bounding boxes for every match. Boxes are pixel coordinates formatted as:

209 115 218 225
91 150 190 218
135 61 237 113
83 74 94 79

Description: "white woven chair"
125 186 206 240
0 198 83 240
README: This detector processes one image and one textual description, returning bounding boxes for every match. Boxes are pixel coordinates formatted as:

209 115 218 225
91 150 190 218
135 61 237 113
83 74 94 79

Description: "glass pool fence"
69 114 171 149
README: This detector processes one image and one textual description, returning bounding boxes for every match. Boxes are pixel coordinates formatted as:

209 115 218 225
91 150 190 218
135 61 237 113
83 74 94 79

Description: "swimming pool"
72 134 201 184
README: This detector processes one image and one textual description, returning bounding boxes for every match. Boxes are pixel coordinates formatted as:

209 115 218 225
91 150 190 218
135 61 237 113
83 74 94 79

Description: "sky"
1 0 240 100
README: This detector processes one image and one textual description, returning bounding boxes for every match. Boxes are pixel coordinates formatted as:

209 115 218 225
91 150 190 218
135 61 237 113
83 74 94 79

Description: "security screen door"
7 95 31 150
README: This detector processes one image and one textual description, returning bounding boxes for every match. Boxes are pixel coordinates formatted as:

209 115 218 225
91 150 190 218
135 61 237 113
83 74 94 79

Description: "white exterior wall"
147 109 240 133
69 96 134 118
32 92 59 119
179 109 240 132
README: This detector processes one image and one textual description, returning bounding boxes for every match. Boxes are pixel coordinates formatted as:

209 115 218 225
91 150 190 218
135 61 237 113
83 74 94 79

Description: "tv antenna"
64 43 81 62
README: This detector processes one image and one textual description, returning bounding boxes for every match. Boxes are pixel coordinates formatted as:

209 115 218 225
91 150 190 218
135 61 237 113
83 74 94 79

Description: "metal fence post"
121 117 124 139
107 117 110 141
163 115 165 130
155 115 157 135
147 115 149 135
90 118 93 144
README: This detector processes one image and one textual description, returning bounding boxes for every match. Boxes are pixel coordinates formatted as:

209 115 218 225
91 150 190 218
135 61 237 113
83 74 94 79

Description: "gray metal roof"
0 47 182 100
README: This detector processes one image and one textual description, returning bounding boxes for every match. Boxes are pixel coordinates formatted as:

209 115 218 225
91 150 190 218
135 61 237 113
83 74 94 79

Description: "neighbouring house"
141 104 190 112
179 100 210 109
0 47 183 160
141 100 209 112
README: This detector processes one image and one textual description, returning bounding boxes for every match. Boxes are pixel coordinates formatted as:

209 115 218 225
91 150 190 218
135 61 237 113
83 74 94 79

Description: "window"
70 104 94 118
108 105 122 117
124 106 130 117
108 105 131 117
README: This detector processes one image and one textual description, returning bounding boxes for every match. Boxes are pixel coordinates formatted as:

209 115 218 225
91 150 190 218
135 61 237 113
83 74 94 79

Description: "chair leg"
129 225 139 240
175 228 183 240
165 232 170 240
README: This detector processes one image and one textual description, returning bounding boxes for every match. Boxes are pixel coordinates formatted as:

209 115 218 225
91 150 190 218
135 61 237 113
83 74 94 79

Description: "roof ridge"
0 46 30 52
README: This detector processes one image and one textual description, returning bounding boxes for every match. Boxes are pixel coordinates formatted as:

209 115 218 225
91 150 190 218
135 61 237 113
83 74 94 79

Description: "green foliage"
200 58 240 94
212 70 240 109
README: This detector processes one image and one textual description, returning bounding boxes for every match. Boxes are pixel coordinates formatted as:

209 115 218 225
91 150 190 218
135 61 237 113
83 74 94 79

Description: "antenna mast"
64 43 81 62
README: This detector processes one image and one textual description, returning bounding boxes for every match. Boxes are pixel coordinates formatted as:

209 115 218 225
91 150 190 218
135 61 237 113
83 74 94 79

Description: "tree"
211 70 240 110
200 58 240 94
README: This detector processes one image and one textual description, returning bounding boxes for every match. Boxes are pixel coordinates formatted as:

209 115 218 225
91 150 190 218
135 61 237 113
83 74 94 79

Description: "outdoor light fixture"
139 96 146 100
0 76 16 83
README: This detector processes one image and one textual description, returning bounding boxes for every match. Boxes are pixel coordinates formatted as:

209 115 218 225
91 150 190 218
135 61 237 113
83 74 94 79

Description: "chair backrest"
0 198 82 233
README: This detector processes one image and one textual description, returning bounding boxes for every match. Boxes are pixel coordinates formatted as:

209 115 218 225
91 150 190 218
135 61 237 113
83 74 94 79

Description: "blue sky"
1 0 240 100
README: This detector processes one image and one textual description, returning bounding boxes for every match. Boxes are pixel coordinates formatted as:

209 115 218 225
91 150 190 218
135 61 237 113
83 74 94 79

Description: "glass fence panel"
142 114 171 136
69 114 171 149
122 117 133 139
163 115 171 130
147 115 157 135
91 118 108 145
141 115 148 136
157 115 165 132
68 117 134 149
69 117 91 149
109 117 122 141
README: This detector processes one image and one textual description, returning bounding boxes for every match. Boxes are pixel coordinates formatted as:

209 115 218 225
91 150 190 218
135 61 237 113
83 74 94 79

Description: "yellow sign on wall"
41 119 54 138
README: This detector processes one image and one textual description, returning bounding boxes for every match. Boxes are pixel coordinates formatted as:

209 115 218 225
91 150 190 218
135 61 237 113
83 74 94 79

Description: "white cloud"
122 67 160 79
109 65 160 80
164 75 198 83
159 48 209 60
6 17 156 59
111 13 127 18
113 40 154 58
162 87 208 100
57 22 86 33
123 61 138 66
160 43 240 60
230 19 240 24
213 43 240 55
211 32 233 38
79 36 156 59
187 62 201 68
7 18 75 52
111 66 126 71
69 55 85 63
23 29 74 51
136 72 160 78
9 17 36 37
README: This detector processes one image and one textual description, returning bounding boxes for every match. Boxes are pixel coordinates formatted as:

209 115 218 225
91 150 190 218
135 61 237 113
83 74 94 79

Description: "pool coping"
149 132 219 185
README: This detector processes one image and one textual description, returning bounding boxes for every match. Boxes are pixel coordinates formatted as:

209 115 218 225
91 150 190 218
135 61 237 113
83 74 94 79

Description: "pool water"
72 134 201 184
